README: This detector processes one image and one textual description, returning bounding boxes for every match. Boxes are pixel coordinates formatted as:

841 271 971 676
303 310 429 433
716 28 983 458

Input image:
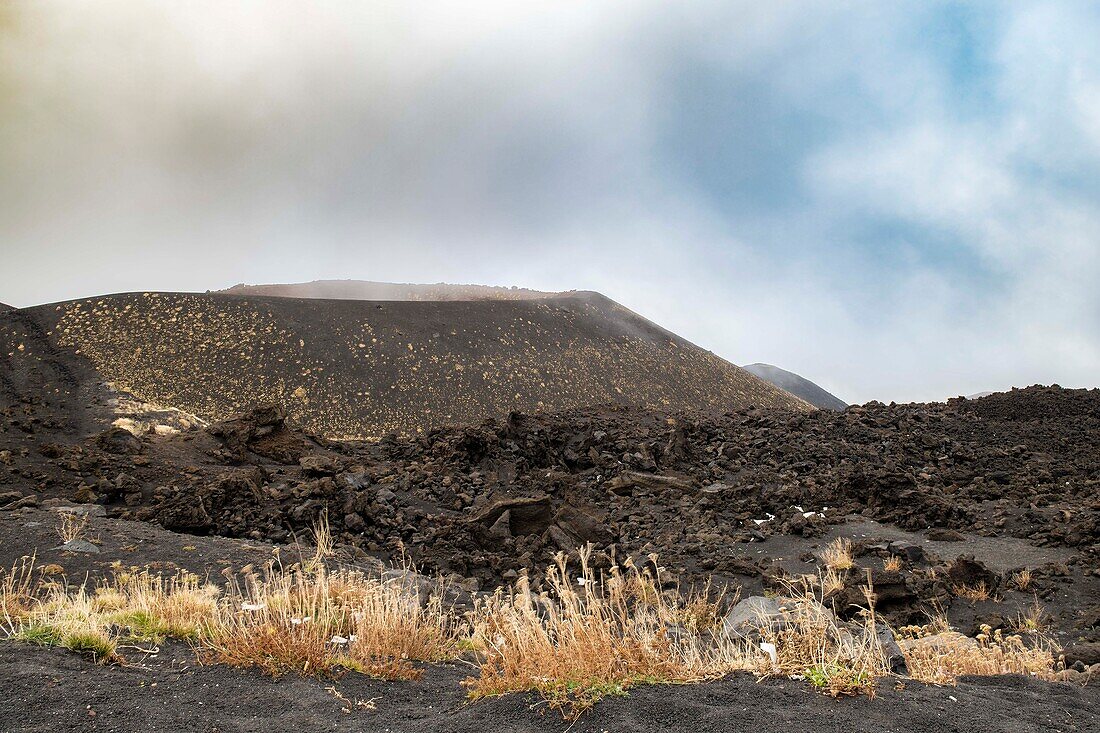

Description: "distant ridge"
221 280 564 302
10 289 809 438
741 363 848 411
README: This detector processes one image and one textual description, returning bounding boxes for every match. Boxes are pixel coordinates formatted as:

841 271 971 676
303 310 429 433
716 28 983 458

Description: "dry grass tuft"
3 553 459 680
203 561 459 680
56 513 90 544
821 538 854 571
902 623 1057 685
8 579 119 663
952 582 993 602
821 567 847 595
884 556 903 572
762 572 887 697
0 555 38 619
107 568 220 641
300 511 335 574
465 547 758 718
1011 569 1032 591
1011 598 1049 634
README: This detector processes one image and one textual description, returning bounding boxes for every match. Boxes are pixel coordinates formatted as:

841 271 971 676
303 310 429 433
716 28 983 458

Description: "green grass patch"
535 678 632 719
61 630 116 662
13 621 63 646
108 609 206 642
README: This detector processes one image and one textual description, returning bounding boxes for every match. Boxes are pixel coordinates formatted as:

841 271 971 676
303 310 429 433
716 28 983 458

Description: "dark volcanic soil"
1 498 1097 732
2 640 1096 733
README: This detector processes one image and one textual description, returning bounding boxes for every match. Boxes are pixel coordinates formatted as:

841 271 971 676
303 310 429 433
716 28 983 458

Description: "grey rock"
887 540 925 564
604 471 694 496
546 524 577 551
875 623 908 674
337 471 371 491
96 426 143 455
53 504 106 518
722 596 781 638
554 505 614 545
381 569 435 607
472 495 552 535
488 509 512 539
1063 642 1100 667
54 539 100 554
344 512 366 533
0 491 24 506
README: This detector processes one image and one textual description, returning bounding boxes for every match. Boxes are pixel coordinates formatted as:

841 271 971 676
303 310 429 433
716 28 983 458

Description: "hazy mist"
2 2 1098 403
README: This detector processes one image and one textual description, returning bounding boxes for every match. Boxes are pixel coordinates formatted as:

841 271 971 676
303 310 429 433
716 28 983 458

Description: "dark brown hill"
741 363 848 410
0 304 108 436
221 280 563 301
17 291 806 437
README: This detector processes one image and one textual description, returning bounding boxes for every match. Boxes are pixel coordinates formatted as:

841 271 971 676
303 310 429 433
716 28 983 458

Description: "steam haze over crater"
2 2 1098 404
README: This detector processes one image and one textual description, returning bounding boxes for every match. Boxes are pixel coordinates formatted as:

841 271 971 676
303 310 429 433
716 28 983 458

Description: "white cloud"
1 2 1098 402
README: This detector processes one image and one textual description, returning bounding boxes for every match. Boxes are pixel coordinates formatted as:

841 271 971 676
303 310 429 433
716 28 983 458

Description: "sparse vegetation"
821 538 854 571
465 547 758 719
1011 569 1032 591
203 559 459 680
55 512 90 544
2 559 459 681
61 629 117 662
821 566 846 595
903 623 1057 685
952 581 992 602
761 572 887 698
300 511 335 575
0 535 1067 719
1012 597 1049 634
0 555 37 618
884 556 903 572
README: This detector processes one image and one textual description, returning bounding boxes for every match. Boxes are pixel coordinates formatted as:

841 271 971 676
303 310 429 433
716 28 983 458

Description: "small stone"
344 512 366 533
53 504 106 518
927 529 966 542
0 491 24 506
299 455 339 475
722 596 782 639
54 539 100 554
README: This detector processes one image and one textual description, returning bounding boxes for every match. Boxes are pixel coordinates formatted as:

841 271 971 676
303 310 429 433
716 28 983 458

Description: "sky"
1 2 1098 404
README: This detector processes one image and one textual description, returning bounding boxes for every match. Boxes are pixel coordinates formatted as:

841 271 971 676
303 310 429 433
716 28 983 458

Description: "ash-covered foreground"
1 638 1096 733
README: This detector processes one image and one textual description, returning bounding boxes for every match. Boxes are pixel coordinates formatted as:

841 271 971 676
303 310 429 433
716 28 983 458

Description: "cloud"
0 1 1097 402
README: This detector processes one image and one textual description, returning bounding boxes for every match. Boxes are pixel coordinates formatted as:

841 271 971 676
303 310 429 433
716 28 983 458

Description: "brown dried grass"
821 538 854 571
465 547 758 718
903 624 1058 685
